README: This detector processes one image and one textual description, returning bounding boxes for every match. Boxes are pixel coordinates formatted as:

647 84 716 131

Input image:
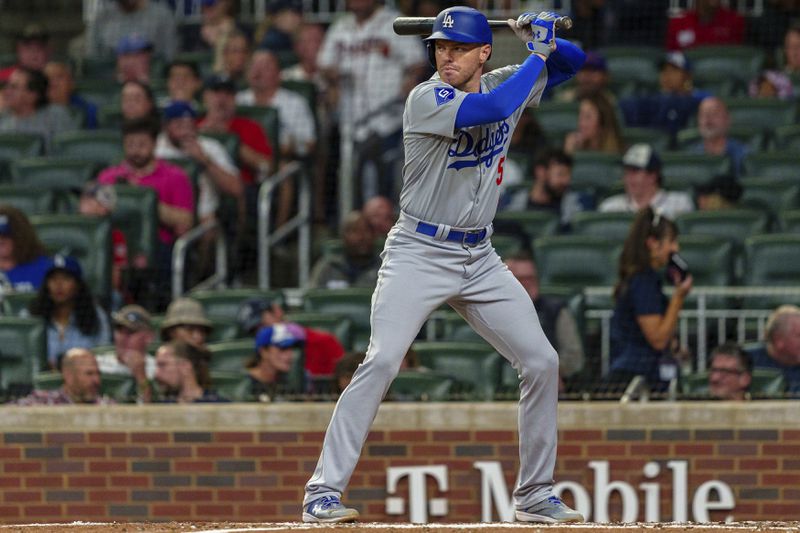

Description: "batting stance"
303 6 586 523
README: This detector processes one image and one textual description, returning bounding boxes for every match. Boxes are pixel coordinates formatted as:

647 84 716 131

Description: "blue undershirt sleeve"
454 54 545 129
544 38 586 90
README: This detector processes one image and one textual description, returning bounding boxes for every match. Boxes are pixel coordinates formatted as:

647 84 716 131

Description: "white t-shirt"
235 88 316 157
95 351 156 380
599 189 695 220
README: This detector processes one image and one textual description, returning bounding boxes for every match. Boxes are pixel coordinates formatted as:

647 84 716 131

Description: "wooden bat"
393 15 573 36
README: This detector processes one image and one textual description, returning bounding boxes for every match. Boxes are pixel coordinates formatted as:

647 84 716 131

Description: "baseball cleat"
302 495 359 523
515 495 584 523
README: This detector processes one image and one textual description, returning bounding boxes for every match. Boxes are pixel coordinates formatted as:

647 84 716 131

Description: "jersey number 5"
496 156 505 186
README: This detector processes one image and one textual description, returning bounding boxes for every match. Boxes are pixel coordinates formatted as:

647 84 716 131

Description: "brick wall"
0 403 797 523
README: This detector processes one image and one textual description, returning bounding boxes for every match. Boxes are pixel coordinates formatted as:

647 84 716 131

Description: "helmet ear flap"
426 41 436 68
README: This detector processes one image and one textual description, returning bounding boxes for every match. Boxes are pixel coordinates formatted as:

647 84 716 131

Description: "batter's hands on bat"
507 12 537 43
525 11 559 58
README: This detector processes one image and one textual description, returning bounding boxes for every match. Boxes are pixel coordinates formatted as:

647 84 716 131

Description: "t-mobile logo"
385 465 448 523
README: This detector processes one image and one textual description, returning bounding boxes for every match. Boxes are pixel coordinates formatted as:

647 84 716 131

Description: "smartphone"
666 252 690 285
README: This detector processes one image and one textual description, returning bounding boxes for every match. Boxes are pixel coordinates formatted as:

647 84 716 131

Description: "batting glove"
526 11 559 58
507 12 537 43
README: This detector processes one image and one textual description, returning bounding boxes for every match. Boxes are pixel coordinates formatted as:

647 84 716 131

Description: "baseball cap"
582 51 607 72
0 215 11 237
116 34 153 55
81 181 117 211
659 51 691 72
16 24 49 43
201 0 219 6
112 304 153 331
46 254 83 280
204 73 237 93
255 323 304 350
163 100 198 121
622 143 661 172
237 297 276 334
266 0 303 14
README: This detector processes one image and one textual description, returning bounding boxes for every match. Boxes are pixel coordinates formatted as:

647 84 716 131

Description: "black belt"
415 221 487 246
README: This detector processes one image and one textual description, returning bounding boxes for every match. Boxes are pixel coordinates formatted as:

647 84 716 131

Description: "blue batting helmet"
423 6 492 66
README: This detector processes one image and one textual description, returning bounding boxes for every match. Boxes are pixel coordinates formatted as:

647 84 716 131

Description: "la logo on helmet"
442 12 454 28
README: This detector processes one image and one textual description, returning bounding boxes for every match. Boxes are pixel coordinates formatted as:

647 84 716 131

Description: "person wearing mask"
0 206 52 294
606 207 693 392
13 348 112 405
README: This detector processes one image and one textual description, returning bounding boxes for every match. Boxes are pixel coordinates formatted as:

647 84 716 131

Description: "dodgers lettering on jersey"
400 66 548 228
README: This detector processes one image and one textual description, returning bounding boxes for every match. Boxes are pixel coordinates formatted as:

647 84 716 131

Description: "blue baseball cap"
255 323 304 350
163 100 198 121
46 254 83 280
582 51 607 72
116 34 153 55
0 215 10 236
201 0 219 6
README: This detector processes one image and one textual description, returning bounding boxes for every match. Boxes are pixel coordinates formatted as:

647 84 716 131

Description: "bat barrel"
393 15 573 36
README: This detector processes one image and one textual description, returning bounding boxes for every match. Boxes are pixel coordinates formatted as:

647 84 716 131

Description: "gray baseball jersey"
305 63 561 516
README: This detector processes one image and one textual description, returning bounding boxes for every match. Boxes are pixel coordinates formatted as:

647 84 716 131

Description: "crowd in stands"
1 0 800 403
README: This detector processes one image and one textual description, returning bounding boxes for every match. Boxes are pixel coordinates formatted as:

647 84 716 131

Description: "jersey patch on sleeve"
434 86 455 106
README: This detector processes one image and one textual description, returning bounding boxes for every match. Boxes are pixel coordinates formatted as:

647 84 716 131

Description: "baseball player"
303 6 586 524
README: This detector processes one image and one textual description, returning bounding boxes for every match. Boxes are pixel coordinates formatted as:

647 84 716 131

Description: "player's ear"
479 44 492 64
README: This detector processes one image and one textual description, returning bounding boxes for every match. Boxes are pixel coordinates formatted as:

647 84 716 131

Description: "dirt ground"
0 522 799 533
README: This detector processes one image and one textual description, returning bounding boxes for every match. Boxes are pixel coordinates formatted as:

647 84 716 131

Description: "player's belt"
415 221 487 246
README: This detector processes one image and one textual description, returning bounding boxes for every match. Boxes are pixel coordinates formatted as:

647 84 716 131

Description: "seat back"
743 234 800 307
11 158 99 210
600 46 661 85
0 317 46 396
622 127 670 153
0 185 55 214
304 288 374 351
190 288 285 325
779 209 800 233
412 341 502 401
570 151 623 196
386 370 454 401
532 236 620 289
2 292 37 317
207 339 255 374
284 312 352 350
660 153 728 190
745 153 800 180
723 97 796 130
571 211 634 240
202 132 240 164
533 102 579 144
210 371 251 402
493 210 559 242
0 132 44 179
739 179 800 219
677 235 735 287
685 46 765 86
112 185 160 267
33 370 137 402
676 209 769 245
53 130 123 165
676 124 765 153
235 106 280 165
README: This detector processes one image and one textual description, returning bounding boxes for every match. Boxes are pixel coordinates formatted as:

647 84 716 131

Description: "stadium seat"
33 370 136 402
411 341 502 401
112 185 159 267
723 98 796 131
173 50 215 77
570 151 623 196
599 45 661 89
235 106 280 165
206 318 243 344
207 339 255 373
677 235 735 287
533 101 579 144
675 209 770 246
202 131 240 164
685 46 765 87
98 104 124 129
571 211 634 241
779 209 800 233
190 288 285 324
490 234 524 259
386 370 454 401
745 153 800 180
622 127 670 153
660 153 728 190
532 235 620 290
0 185 54 214
53 130 123 165
498 360 521 399
281 79 317 118
1 291 36 317
78 59 118 82
493 210 559 242
303 288 374 351
771 124 800 151
10 158 99 209
739 179 800 218
0 317 46 396
29 214 112 302
675 125 766 153
284 311 353 349
0 132 43 180
743 233 800 307
682 368 784 398
209 371 252 402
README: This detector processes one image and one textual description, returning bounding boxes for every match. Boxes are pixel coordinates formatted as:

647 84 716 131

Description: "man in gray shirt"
85 0 176 61
0 67 75 152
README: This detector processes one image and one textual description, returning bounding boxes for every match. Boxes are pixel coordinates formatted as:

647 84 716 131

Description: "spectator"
281 22 326 90
13 348 112 406
156 100 243 226
0 206 51 294
217 30 251 87
77 182 129 309
237 297 345 378
247 323 307 400
309 210 380 289
708 342 752 401
563 93 624 155
748 70 794 100
784 23 800 79
504 253 585 391
694 174 743 211
686 97 748 178
619 52 710 145
599 144 694 220
333 352 365 394
44 61 99 129
504 148 593 229
747 305 800 394
165 60 203 105
555 51 615 105
29 255 112 369
0 24 52 83
362 195 397 239
120 81 160 123
85 0 176 61
154 340 226 402
95 304 156 402
115 35 153 84
317 0 426 202
181 0 239 61
256 0 304 54
160 297 213 349
606 207 692 392
666 0 745 50
0 67 75 152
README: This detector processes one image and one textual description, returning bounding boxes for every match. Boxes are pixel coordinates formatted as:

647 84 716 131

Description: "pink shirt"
98 160 195 244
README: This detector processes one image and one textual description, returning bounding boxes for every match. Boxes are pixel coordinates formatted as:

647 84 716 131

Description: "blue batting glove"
526 11 559 58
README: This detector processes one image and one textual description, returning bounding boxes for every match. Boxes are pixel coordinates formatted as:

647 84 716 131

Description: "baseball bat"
393 15 573 36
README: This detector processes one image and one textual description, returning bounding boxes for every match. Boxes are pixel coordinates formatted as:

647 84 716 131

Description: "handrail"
171 219 227 300
257 161 311 289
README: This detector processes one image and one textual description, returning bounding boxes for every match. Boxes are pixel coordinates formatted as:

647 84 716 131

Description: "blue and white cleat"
515 495 584 523
302 495 359 523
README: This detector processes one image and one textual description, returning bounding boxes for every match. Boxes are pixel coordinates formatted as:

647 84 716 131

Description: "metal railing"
257 161 311 289
171 219 227 300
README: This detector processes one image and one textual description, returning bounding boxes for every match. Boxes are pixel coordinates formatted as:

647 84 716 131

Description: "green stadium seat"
493 210 559 241
532 235 620 290
676 209 770 246
0 132 44 180
206 318 243 344
779 209 800 233
98 104 124 129
570 151 623 195
173 50 215 77
622 127 670 153
235 105 280 165
739 179 800 218
53 130 123 165
411 341 501 401
1 291 36 317
0 185 55 214
78 59 118 82
571 211 634 240
73 79 120 108
190 288 285 323
743 234 800 307
771 124 800 151
281 79 317 118
723 98 796 130
599 46 661 87
677 235 735 287
745 153 800 180
304 288 374 351
209 371 251 401
284 312 353 349
202 131 240 164
685 46 765 86
675 125 766 153
386 370 454 401
32 369 137 402
0 317 47 396
660 153 728 190
30 214 112 301
533 101 579 143
207 339 254 374
10 158 99 208
112 185 159 267
490 234 525 259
